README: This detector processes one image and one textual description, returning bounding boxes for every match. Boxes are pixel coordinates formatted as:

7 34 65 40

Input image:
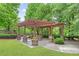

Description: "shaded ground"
0 39 79 56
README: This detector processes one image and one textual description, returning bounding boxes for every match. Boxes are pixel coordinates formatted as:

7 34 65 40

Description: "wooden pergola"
17 20 64 45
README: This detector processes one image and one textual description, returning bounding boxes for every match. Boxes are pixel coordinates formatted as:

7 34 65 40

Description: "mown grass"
0 40 79 56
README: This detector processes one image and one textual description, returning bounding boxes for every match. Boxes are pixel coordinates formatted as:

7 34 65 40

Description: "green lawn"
0 40 79 56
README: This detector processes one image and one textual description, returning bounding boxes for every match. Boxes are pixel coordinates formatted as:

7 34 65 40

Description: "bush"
54 38 64 44
42 34 48 38
54 35 60 38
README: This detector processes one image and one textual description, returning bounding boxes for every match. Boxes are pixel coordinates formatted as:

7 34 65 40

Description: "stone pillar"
23 35 27 43
32 28 38 46
37 28 42 40
32 37 38 46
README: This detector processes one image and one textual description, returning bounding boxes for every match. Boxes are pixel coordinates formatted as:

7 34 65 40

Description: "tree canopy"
0 3 19 31
25 3 79 36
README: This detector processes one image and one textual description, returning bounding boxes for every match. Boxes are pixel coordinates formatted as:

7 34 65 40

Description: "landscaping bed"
64 36 79 41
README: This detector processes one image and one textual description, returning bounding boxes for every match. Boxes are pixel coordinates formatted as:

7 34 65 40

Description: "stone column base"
49 35 53 42
32 36 38 46
23 35 27 43
17 35 21 40
37 35 42 40
32 40 38 46
20 36 23 42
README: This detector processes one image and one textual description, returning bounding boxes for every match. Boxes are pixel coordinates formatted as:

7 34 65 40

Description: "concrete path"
20 37 79 53
38 39 79 53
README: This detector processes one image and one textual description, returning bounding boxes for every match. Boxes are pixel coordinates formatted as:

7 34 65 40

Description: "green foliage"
42 29 48 38
19 27 32 35
25 3 52 20
25 28 32 35
25 3 79 36
53 27 59 35
0 3 19 31
54 38 64 44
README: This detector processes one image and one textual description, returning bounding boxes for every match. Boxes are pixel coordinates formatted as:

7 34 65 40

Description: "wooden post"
36 28 39 35
33 27 37 37
48 26 53 42
59 25 64 39
24 26 26 35
41 28 43 37
17 26 21 40
17 26 19 35
18 26 21 35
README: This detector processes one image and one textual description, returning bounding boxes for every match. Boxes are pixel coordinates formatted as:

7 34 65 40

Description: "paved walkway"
38 39 79 53
20 37 79 53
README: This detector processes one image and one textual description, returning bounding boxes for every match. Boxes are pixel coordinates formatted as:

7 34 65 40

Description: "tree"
0 3 19 32
25 3 79 37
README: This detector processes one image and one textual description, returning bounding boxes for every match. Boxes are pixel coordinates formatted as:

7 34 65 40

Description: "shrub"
42 34 48 38
54 38 64 44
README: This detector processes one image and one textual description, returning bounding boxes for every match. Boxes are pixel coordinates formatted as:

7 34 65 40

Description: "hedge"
0 34 17 39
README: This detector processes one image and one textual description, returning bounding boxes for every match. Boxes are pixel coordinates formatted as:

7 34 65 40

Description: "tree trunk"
6 21 11 33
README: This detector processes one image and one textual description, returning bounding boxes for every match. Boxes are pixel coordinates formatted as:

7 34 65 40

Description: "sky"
18 3 28 22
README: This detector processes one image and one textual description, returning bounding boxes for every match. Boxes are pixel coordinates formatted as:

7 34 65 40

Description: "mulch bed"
0 36 17 39
0 34 17 39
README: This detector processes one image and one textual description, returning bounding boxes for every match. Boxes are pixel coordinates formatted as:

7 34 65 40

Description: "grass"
0 40 79 56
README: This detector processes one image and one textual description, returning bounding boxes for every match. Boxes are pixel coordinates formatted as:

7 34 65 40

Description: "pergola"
17 19 64 45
